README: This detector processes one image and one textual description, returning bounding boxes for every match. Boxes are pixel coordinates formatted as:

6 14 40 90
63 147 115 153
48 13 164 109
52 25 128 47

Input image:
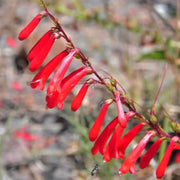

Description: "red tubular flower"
119 131 155 174
46 66 92 109
118 122 144 160
103 124 124 162
27 30 53 62
46 67 85 109
115 91 126 128
91 117 118 155
89 98 113 142
140 138 162 169
47 49 79 94
156 137 177 179
29 34 57 72
18 11 47 41
103 111 136 161
71 79 93 111
30 49 69 90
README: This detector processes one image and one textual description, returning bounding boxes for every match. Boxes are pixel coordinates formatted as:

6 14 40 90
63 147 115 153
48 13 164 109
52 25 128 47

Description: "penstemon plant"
18 0 180 179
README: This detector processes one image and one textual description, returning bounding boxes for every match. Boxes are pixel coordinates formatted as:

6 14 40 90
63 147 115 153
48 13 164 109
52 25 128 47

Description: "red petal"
46 67 89 109
140 138 162 169
27 30 52 62
89 103 109 142
103 124 124 161
30 49 69 90
118 123 143 160
47 49 78 94
91 117 118 155
119 131 154 174
18 11 46 40
71 82 89 111
156 139 175 179
115 91 126 128
29 35 56 72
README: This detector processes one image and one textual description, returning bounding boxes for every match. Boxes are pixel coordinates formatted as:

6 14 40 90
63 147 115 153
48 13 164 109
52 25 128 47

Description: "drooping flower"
103 124 124 161
47 48 79 94
156 137 178 179
103 111 136 162
139 138 162 169
71 79 94 111
29 32 59 72
18 11 47 41
89 98 113 142
115 91 126 128
118 122 144 160
30 49 69 90
119 131 155 174
46 66 85 109
91 117 119 155
46 66 92 109
27 30 53 62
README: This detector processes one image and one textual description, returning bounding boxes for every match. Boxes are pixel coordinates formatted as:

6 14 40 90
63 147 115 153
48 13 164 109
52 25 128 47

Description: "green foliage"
137 50 166 61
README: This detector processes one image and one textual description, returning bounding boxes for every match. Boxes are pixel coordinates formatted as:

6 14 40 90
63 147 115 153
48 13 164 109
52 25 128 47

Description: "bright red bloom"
89 99 113 142
103 111 136 161
29 34 57 72
91 117 119 155
71 79 93 111
46 66 91 109
103 124 124 161
18 11 47 41
46 67 85 109
119 131 155 174
140 138 162 169
115 91 126 128
47 49 78 94
156 137 177 179
27 30 53 62
118 122 143 160
30 49 69 90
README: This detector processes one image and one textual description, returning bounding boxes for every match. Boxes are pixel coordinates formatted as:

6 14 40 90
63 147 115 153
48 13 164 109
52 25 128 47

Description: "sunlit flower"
30 49 69 90
115 91 126 127
103 111 136 162
118 122 144 159
119 131 155 174
103 124 124 161
46 66 92 109
47 49 79 94
27 30 53 62
71 79 93 111
91 117 119 155
29 32 59 72
18 11 47 40
89 99 113 142
156 137 177 179
140 138 162 169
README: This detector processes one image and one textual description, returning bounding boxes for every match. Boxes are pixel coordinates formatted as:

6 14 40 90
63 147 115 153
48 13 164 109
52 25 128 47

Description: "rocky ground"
0 0 179 180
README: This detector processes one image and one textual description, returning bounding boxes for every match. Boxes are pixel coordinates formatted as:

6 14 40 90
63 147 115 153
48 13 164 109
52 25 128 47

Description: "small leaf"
137 50 166 61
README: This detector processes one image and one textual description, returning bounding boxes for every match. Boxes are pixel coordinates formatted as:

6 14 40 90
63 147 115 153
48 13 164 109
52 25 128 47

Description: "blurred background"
0 0 179 179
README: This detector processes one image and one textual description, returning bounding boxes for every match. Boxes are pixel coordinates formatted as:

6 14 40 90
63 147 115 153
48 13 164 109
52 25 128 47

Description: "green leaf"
137 50 166 61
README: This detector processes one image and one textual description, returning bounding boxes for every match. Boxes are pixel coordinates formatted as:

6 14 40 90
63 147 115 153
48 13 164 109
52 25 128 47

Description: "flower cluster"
18 2 180 179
